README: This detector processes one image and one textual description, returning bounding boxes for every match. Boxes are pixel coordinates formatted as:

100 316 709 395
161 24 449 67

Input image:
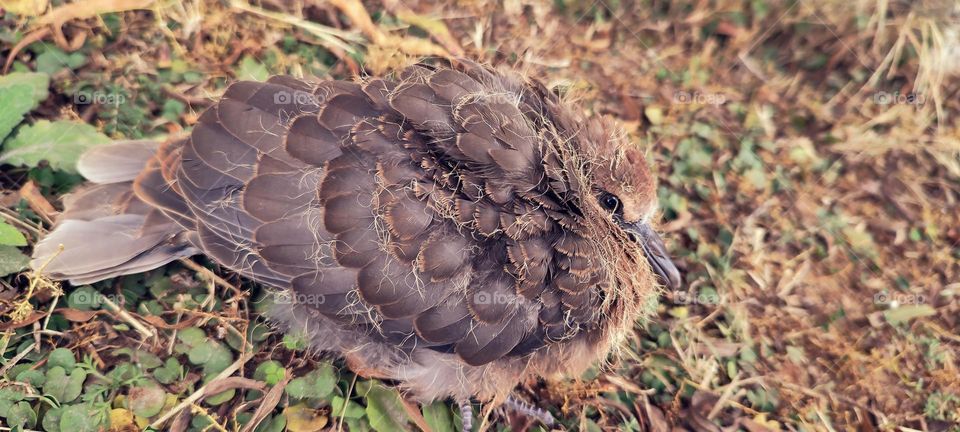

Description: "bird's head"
573 116 681 291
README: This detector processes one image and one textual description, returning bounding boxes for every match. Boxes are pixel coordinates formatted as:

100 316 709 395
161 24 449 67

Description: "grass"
0 0 959 431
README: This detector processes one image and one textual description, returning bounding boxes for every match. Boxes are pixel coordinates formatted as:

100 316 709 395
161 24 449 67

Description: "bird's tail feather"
31 140 198 284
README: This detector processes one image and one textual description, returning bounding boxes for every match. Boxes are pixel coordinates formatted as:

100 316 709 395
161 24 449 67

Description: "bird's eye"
600 193 620 212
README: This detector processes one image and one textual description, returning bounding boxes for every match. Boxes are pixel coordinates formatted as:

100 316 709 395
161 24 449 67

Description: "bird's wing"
135 63 606 366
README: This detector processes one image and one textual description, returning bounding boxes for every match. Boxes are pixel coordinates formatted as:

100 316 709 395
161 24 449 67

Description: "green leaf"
6 400 37 429
0 244 29 276
105 362 140 384
161 99 185 122
66 286 101 310
112 348 163 370
346 417 373 432
0 71 50 103
15 368 45 387
43 366 87 403
282 332 308 351
236 55 269 81
152 357 183 385
34 47 86 75
364 383 409 432
47 348 77 370
187 341 233 376
285 363 336 400
59 403 109 432
0 388 26 417
0 222 27 246
330 395 366 419
177 327 207 347
0 85 34 142
422 401 455 432
255 413 287 432
127 383 166 418
739 346 758 364
41 406 63 432
0 72 49 141
0 72 50 98
0 120 110 173
254 360 286 386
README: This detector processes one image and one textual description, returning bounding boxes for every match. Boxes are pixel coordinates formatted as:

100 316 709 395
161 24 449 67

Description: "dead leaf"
19 180 57 224
639 395 671 432
238 373 289 432
142 314 202 330
203 377 267 396
283 403 329 432
56 308 100 322
401 397 432 432
0 310 45 330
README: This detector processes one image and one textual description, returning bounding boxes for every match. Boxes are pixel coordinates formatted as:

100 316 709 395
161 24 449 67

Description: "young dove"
31 59 680 429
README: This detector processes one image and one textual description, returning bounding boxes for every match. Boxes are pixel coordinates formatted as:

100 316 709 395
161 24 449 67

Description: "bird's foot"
503 395 556 427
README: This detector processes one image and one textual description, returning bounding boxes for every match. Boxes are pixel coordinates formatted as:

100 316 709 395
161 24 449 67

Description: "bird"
30 59 680 429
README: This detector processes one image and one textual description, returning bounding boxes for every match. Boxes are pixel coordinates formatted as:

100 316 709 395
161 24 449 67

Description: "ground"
0 0 959 431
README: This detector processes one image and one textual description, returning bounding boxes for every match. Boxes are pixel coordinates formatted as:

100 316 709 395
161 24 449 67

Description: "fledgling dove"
31 59 680 429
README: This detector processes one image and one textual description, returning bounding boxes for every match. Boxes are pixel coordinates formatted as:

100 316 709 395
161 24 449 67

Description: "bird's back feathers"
32 61 659 401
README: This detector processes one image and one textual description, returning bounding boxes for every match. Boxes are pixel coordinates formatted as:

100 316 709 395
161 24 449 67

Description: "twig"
190 403 228 432
337 374 359 431
178 258 242 297
97 293 157 340
149 350 255 429
40 285 64 336
707 374 745 420
0 208 44 237
0 342 36 377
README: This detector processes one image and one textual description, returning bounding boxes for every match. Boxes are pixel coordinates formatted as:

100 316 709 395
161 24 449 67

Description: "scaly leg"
503 395 556 427
458 400 473 431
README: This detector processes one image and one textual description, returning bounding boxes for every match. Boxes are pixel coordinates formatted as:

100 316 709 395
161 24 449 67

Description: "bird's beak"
622 222 681 289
